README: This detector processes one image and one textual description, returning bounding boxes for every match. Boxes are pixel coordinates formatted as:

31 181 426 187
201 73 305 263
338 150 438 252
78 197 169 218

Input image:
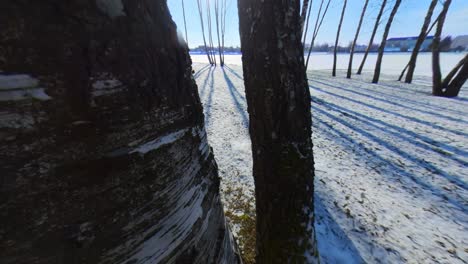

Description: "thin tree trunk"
182 0 189 45
432 0 451 95
398 63 409 81
347 0 369 79
372 0 402 84
238 0 319 262
300 0 311 36
333 0 347 77
305 0 332 69
206 0 217 65
214 0 224 66
404 0 438 83
302 0 314 46
398 13 441 81
197 0 213 64
357 0 387 75
221 0 227 64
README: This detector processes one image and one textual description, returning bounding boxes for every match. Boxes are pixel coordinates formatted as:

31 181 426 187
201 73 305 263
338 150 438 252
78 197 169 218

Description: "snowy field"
192 52 467 77
192 53 468 263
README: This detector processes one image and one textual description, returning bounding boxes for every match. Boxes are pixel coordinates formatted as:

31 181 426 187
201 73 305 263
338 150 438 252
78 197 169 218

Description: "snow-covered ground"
192 52 467 76
192 53 468 264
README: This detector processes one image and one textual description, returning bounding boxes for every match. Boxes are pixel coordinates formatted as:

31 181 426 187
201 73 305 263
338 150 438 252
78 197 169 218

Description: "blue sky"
168 0 468 48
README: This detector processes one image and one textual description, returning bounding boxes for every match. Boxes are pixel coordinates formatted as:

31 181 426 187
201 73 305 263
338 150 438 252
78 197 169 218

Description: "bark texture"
0 1 239 263
238 0 318 263
372 0 402 84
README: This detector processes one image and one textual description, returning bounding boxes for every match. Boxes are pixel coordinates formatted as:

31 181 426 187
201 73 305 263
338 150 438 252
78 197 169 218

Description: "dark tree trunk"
357 0 387 75
432 0 452 96
398 12 440 81
433 52 468 97
398 63 409 81
442 54 468 88
238 0 318 263
444 60 468 97
404 0 438 83
333 0 348 77
347 0 369 79
372 0 402 84
0 1 240 263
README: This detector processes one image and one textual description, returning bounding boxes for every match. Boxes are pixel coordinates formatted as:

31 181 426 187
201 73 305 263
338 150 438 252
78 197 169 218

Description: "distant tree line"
190 45 241 53
189 37 463 55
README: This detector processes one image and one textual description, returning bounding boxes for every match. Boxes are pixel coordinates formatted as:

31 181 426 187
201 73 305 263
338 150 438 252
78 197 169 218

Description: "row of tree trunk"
195 0 228 66
330 0 402 84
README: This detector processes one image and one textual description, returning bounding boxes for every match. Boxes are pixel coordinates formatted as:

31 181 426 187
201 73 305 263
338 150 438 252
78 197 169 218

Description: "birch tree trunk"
357 0 387 75
333 0 347 77
238 0 319 262
0 1 240 263
347 0 369 79
372 0 402 84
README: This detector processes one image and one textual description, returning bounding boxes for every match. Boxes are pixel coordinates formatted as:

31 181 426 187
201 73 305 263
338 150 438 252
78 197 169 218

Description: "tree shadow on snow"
224 65 244 81
315 195 367 264
198 67 215 126
311 79 468 125
311 85 468 138
193 64 211 80
222 68 249 128
310 74 467 116
310 98 468 215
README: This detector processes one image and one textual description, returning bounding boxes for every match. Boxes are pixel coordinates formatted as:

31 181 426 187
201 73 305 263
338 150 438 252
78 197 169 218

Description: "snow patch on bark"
130 128 189 155
0 74 51 101
0 74 39 90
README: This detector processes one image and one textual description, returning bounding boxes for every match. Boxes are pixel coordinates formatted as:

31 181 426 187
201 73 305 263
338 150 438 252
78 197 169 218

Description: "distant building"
385 36 434 52
450 35 468 51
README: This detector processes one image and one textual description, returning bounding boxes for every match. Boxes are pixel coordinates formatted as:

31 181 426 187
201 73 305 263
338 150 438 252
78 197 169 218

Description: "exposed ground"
192 56 468 263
